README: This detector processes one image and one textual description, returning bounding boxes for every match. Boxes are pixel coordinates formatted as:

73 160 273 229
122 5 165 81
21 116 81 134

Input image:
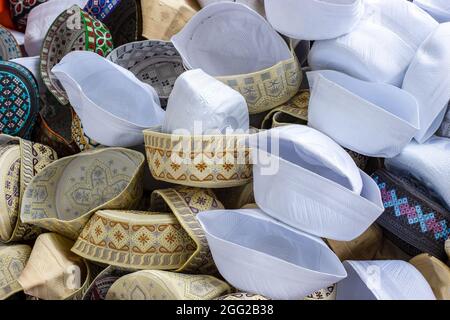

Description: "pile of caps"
0 0 449 301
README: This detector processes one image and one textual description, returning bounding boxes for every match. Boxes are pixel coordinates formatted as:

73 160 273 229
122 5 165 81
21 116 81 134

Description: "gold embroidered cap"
82 265 130 300
72 210 196 270
304 285 337 300
150 187 224 274
0 244 31 300
0 134 58 243
106 270 231 300
20 148 145 240
143 127 252 188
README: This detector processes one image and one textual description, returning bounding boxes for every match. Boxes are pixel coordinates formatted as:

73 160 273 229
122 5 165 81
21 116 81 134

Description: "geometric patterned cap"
0 25 22 61
0 61 39 139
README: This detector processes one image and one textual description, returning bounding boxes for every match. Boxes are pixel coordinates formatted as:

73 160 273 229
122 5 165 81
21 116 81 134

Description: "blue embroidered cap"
0 61 39 138
373 169 450 261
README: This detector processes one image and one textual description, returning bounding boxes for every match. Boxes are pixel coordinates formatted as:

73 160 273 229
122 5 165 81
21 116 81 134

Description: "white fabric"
385 136 450 210
402 23 450 143
11 57 45 94
7 29 24 46
198 0 265 16
197 209 347 300
162 69 249 134
24 0 88 56
172 2 290 77
308 0 438 86
336 261 436 300
414 0 450 22
52 51 165 147
264 0 363 41
307 70 419 158
251 125 384 241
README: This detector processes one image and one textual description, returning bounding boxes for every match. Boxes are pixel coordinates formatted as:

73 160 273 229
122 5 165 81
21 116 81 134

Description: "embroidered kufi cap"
162 69 249 134
150 187 225 274
107 40 184 108
84 0 142 47
24 0 88 57
0 61 39 139
410 253 450 300
0 144 21 242
265 0 363 41
143 127 252 188
106 270 231 300
172 2 301 114
40 5 114 105
251 125 384 241
82 265 130 300
307 70 419 158
20 148 145 240
0 26 22 60
372 169 450 261
0 135 58 243
52 51 165 147
72 210 197 270
336 260 436 300
0 244 31 299
304 285 337 301
436 103 450 138
308 0 438 86
198 208 347 300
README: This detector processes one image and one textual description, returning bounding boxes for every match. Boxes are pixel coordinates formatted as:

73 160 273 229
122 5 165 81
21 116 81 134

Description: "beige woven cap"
17 233 85 300
20 148 145 240
410 253 450 300
150 187 224 274
72 210 196 270
106 270 231 300
215 292 270 300
0 144 21 242
141 0 200 41
144 127 252 188
0 244 31 300
0 135 58 243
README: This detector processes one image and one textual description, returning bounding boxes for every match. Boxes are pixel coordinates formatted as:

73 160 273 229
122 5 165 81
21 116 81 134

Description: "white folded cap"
309 0 438 86
307 70 419 158
251 125 384 241
24 0 88 56
162 69 249 134
172 2 290 77
336 260 436 300
198 0 265 16
414 0 450 22
385 136 450 210
264 0 364 41
402 23 450 143
197 209 347 300
11 57 45 94
52 51 165 147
